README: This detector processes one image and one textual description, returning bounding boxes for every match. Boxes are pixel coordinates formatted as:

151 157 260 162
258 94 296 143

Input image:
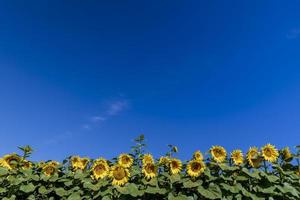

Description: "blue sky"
0 1 300 161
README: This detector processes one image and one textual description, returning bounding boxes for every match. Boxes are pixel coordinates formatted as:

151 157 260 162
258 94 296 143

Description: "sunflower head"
247 147 262 168
70 156 89 171
158 156 170 165
142 154 154 165
142 162 157 180
187 159 206 178
91 158 109 180
110 165 130 186
37 161 46 168
210 146 227 163
169 158 182 175
22 160 33 169
118 154 133 168
1 154 21 170
42 161 59 176
193 150 204 161
231 150 244 166
280 147 293 162
261 144 279 163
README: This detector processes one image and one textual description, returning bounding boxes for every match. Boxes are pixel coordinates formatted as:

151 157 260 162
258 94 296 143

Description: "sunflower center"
122 156 130 164
191 162 201 171
7 158 19 167
94 164 105 175
113 167 126 180
145 164 155 173
264 149 272 157
214 149 223 157
45 166 55 174
171 161 178 168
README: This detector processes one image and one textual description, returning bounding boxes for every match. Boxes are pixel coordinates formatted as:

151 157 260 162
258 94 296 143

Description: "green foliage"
0 139 300 199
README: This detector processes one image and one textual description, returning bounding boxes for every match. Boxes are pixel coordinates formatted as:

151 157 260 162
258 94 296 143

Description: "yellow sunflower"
142 162 157 179
0 154 21 170
281 147 292 162
247 147 262 168
142 154 154 165
158 156 170 165
42 161 59 176
186 159 206 178
231 150 244 166
118 154 133 168
261 144 279 163
37 161 46 168
210 146 227 163
169 158 182 175
193 150 204 161
22 160 33 169
71 156 89 171
110 165 130 186
91 158 109 180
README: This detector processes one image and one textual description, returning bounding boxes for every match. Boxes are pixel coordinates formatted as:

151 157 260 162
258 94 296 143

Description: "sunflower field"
0 135 300 200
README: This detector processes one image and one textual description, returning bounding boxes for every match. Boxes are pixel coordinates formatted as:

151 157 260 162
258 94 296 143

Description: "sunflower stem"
263 160 268 173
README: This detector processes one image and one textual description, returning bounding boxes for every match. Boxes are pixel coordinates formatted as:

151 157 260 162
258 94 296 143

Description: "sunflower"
261 144 279 163
142 154 154 165
118 154 133 168
281 147 292 162
91 158 109 180
169 158 182 175
142 162 157 179
158 156 170 165
70 156 89 171
42 161 59 176
0 154 21 169
193 150 204 161
186 159 206 178
22 160 33 169
37 161 46 168
231 150 244 166
247 147 262 168
110 165 130 186
210 146 227 163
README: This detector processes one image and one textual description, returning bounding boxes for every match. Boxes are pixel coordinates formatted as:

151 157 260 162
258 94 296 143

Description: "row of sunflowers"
0 136 299 199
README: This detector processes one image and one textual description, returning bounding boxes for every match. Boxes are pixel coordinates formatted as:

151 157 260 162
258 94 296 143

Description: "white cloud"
84 99 129 129
43 99 129 145
107 100 128 116
91 116 106 122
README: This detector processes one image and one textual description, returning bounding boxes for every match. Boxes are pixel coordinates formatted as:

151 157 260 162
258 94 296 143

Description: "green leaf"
220 183 240 194
38 186 50 194
168 193 194 200
0 167 9 176
170 174 181 184
145 186 167 194
20 183 36 193
183 180 201 188
55 188 69 197
127 183 144 197
67 192 81 200
83 182 99 191
197 184 221 200
0 187 7 193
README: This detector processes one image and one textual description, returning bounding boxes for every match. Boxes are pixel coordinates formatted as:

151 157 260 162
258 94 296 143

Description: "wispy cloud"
106 100 128 116
286 28 300 39
43 99 129 145
82 99 129 131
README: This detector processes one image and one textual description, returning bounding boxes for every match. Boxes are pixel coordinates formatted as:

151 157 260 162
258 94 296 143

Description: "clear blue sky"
0 1 300 161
